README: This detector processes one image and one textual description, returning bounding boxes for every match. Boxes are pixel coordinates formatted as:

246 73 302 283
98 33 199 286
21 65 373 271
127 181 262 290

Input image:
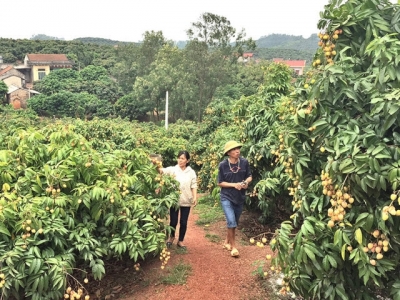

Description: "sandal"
166 237 175 249
177 242 187 249
223 243 232 251
231 248 239 257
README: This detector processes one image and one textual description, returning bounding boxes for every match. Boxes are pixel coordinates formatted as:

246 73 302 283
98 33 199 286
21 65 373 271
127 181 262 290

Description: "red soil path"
116 208 274 300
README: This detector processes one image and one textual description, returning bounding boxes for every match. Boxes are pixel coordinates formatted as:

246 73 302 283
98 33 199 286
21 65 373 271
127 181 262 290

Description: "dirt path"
116 207 275 300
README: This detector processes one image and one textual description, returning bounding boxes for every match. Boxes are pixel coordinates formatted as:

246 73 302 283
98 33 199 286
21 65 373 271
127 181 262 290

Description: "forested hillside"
253 33 319 63
0 20 317 123
30 34 64 41
256 33 319 51
0 14 265 123
73 37 135 46
0 38 116 69
0 33 316 64
255 48 314 64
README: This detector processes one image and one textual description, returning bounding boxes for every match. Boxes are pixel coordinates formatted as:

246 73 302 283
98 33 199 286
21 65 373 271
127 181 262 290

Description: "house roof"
0 66 13 76
7 84 40 94
7 85 20 93
273 58 306 68
26 54 70 62
0 67 26 82
243 52 254 58
25 54 74 68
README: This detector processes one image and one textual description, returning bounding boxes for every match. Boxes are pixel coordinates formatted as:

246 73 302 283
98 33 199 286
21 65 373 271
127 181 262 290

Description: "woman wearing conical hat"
217 141 252 257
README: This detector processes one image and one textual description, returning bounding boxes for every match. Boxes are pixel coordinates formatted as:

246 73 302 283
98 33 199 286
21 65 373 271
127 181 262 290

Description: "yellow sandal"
231 248 239 257
223 243 232 251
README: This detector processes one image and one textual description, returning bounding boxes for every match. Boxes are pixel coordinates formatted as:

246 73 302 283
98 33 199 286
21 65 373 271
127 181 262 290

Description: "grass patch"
205 233 222 243
174 246 188 255
160 261 192 285
195 195 225 226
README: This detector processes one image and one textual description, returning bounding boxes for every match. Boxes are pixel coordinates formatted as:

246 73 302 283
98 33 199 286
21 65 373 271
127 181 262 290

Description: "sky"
0 0 393 43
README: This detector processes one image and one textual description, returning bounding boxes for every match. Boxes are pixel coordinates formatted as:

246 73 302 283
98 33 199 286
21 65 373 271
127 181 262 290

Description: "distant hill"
256 33 319 52
254 34 319 64
175 41 187 49
26 34 318 63
73 37 135 46
30 34 64 41
255 48 315 65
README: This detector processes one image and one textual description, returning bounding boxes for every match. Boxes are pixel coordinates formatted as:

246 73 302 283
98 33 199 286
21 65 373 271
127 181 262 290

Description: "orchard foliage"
1 2 400 299
189 61 295 221
0 113 194 299
0 81 8 105
189 0 400 298
264 0 400 299
30 66 122 119
189 99 240 192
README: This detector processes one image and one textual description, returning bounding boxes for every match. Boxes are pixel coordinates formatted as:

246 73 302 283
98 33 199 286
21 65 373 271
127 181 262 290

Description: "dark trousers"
169 206 191 242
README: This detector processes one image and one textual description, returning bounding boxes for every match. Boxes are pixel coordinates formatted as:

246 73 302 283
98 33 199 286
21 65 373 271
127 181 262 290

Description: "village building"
0 54 74 109
273 58 307 75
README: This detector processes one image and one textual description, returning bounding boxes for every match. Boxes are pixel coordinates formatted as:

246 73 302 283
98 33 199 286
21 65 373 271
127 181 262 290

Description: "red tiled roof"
0 66 13 76
27 54 69 62
285 60 306 67
243 52 254 58
273 58 306 67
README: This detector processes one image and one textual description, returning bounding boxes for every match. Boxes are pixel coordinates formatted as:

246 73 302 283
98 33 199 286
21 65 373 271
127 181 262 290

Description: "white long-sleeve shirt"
162 165 197 207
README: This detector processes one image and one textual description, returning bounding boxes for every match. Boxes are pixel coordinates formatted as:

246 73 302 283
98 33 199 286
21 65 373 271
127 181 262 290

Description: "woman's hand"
192 199 197 207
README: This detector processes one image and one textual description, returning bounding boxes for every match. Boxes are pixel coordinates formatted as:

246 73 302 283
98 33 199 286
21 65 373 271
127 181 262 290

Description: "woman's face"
177 154 189 168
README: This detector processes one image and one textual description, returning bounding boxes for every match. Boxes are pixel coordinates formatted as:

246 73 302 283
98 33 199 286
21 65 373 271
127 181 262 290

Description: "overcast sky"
0 0 395 42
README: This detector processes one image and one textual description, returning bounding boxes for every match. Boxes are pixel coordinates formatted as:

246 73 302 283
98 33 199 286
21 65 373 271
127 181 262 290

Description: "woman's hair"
178 150 190 166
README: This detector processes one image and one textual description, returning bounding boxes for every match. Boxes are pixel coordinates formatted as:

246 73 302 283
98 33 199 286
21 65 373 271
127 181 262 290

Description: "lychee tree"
0 118 182 299
269 0 400 299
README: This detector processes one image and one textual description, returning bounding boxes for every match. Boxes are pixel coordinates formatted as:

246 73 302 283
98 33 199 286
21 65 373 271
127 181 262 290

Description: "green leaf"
365 214 374 232
304 220 315 235
383 114 397 131
341 244 346 260
372 146 385 156
295 163 303 177
339 158 353 171
389 104 399 115
371 97 384 104
355 228 363 245
327 255 338 268
304 246 316 261
335 283 348 300
0 222 12 239
297 109 305 118
355 212 369 224
334 230 343 246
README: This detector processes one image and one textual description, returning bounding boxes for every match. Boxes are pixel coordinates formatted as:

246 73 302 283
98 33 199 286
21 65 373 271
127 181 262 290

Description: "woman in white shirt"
160 151 197 249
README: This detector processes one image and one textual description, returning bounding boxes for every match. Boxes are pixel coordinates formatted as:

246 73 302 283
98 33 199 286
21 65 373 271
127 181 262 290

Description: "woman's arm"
191 188 198 206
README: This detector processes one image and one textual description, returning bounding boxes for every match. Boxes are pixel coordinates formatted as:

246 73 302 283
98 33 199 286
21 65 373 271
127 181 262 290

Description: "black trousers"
169 206 191 242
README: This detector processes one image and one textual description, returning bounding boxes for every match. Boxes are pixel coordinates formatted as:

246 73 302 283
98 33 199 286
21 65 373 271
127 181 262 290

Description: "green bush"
0 121 180 299
268 1 400 299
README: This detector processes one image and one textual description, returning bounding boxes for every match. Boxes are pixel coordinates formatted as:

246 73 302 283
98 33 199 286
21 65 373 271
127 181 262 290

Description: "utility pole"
165 91 168 130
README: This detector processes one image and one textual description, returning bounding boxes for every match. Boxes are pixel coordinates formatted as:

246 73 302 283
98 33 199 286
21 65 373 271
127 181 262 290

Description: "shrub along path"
114 199 277 300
